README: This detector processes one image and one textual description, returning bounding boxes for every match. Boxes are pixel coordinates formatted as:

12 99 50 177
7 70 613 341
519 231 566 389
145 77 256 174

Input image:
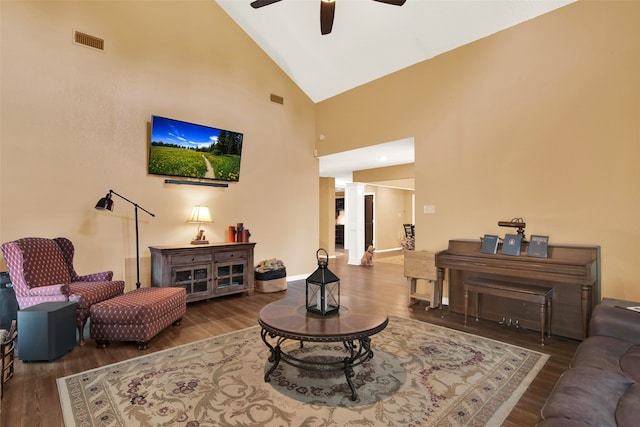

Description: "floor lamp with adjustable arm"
95 190 155 289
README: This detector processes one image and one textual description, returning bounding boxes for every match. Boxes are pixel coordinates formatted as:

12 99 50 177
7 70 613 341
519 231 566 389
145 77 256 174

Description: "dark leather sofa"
537 303 640 426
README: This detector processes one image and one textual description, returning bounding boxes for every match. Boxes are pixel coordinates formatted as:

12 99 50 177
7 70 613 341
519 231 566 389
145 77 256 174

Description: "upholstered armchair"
0 237 125 344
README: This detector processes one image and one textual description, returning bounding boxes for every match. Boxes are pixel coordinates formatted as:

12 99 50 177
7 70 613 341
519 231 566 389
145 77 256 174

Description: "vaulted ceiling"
216 0 575 102
215 0 575 187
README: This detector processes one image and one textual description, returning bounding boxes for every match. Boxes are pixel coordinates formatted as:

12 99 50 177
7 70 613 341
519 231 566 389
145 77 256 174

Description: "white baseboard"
374 247 403 253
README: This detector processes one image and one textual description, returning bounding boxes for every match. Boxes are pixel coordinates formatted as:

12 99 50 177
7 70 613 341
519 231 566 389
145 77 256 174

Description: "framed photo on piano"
528 235 549 258
501 233 522 256
480 234 499 254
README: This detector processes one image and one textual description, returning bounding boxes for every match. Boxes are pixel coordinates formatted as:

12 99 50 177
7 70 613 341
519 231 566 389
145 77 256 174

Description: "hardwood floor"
0 250 579 426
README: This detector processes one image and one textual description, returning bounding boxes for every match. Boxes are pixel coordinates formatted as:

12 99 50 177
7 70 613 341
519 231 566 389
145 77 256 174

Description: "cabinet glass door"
173 264 211 298
215 261 247 294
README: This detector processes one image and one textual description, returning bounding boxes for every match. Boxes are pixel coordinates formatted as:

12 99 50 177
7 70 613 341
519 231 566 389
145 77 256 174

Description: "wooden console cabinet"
149 242 256 303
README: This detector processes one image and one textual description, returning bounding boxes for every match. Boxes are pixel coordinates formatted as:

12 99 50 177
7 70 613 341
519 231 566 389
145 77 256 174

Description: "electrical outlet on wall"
423 205 436 214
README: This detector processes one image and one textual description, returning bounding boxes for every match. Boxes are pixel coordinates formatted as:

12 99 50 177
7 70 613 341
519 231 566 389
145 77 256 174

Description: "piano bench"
463 278 553 346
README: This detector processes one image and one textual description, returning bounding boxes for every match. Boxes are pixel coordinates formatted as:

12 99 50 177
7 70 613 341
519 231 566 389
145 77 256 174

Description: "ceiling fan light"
252 0 406 35
320 0 336 35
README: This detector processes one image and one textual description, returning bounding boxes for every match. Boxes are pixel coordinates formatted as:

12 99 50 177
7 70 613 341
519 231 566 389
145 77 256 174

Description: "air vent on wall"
73 30 104 51
270 94 284 105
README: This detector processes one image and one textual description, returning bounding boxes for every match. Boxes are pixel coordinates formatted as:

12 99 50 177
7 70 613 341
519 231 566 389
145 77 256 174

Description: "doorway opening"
364 194 374 249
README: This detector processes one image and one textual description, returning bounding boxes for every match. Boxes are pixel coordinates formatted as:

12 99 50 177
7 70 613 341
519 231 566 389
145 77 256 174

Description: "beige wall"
316 1 640 301
353 163 414 188
319 177 336 255
354 163 414 182
4 1 640 301
0 1 319 287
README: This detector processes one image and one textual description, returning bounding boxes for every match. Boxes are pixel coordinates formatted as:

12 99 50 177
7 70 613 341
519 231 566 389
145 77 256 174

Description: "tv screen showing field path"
149 115 243 182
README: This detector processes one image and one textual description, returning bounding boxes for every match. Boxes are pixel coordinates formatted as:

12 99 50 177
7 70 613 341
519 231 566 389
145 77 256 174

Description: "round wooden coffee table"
258 297 388 401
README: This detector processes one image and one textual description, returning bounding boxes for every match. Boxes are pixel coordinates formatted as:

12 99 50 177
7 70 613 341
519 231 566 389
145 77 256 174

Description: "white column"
345 182 365 265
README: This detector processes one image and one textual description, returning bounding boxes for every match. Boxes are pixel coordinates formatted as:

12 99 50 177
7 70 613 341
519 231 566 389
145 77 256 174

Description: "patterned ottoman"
90 287 186 350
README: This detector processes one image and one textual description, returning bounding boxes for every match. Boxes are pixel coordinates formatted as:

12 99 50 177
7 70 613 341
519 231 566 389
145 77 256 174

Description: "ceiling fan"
250 0 407 35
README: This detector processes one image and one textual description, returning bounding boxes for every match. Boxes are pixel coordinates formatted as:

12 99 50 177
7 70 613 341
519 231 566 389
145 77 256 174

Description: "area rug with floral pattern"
57 316 548 426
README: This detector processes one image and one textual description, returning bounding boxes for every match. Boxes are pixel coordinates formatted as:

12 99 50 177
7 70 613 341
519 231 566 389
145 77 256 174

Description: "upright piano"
435 239 600 340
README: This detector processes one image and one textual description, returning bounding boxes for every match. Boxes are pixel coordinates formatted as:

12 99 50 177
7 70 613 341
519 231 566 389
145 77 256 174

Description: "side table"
17 301 77 362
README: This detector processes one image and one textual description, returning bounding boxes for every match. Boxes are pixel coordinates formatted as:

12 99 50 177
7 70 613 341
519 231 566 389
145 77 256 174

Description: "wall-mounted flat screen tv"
149 115 243 182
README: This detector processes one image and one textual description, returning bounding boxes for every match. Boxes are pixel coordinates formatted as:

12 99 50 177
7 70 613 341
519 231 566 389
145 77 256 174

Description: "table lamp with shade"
187 205 213 244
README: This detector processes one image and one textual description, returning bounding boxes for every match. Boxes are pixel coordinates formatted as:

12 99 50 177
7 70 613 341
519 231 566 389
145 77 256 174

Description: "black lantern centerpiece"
306 248 340 316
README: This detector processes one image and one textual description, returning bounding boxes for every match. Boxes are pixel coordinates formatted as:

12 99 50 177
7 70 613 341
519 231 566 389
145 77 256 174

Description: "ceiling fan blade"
372 0 406 5
250 0 282 9
320 0 336 35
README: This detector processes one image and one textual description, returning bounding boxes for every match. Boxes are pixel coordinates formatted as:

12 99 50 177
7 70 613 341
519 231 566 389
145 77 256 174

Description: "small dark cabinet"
0 284 18 331
17 301 77 362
